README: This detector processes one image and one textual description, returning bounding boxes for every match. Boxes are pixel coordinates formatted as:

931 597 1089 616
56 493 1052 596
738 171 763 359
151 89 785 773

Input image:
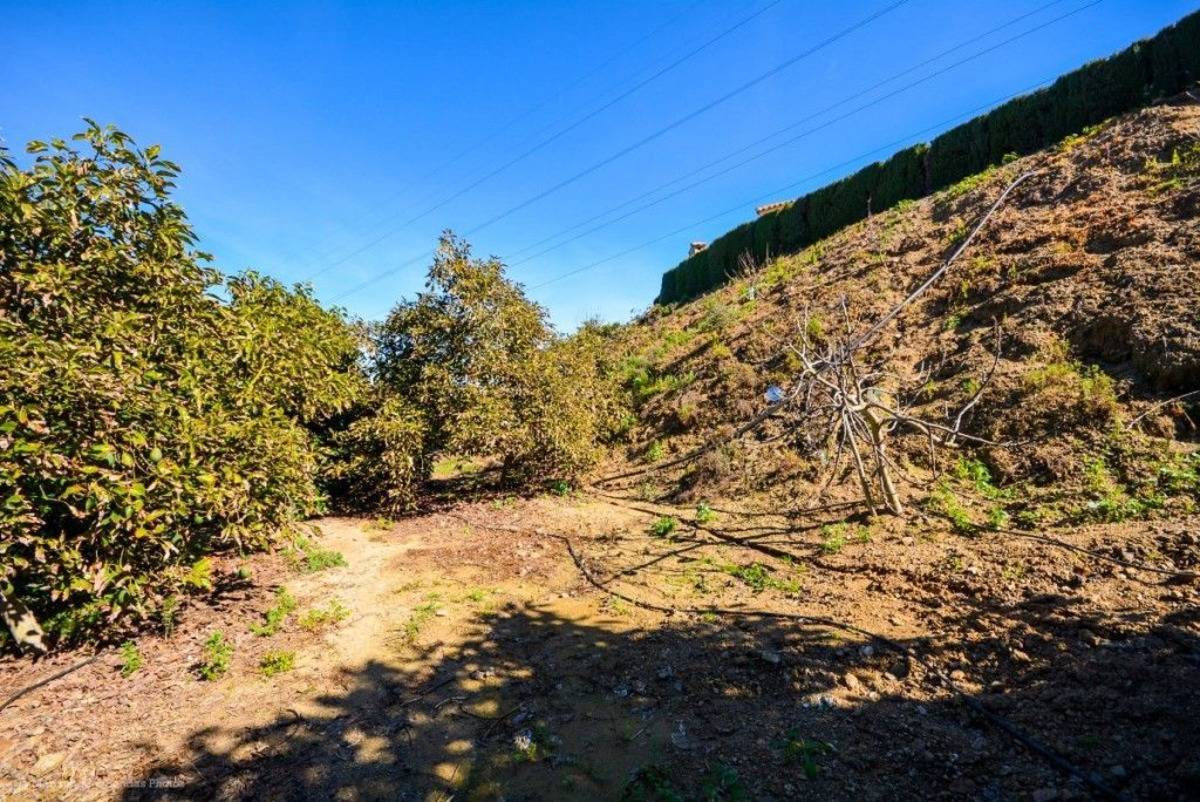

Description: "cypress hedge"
656 10 1200 305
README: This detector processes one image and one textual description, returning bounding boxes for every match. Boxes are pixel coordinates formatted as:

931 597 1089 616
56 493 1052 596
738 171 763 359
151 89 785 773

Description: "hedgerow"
657 9 1200 305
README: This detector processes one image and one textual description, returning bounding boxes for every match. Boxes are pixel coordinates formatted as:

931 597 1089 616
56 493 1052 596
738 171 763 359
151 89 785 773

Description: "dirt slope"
620 100 1200 511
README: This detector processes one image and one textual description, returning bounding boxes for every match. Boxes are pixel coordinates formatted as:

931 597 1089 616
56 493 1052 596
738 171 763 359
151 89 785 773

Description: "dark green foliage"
373 233 629 487
656 10 1200 305
0 122 367 641
324 394 429 515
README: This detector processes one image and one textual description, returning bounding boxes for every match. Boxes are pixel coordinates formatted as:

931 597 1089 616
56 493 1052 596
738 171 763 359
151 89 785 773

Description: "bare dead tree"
599 170 1034 492
768 171 1035 516
780 305 1008 516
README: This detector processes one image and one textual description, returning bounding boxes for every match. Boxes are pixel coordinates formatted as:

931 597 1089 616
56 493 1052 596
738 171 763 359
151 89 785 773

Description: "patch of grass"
695 501 716 525
643 440 664 464
954 458 1010 500
943 217 970 249
700 763 747 801
431 456 482 479
198 631 233 681
771 729 836 780
986 506 1010 530
650 516 678 537
250 586 298 636
719 561 801 594
402 594 442 645
926 485 974 533
1000 562 1026 581
622 762 683 802
260 649 296 677
940 164 1002 204
819 523 848 554
287 534 347 574
299 599 350 631
1144 142 1200 192
119 641 142 678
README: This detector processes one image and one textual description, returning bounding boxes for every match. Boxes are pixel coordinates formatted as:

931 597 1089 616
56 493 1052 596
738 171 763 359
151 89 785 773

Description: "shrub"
374 234 628 486
325 394 429 514
0 122 366 642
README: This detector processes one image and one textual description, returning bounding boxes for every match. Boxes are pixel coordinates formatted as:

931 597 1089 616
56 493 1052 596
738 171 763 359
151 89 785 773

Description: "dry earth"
1 492 1197 801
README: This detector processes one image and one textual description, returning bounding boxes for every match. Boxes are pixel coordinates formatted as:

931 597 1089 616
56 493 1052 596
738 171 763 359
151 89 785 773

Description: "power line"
464 0 911 237
294 0 709 274
310 0 789 283
504 0 1072 264
525 77 1061 293
329 0 910 300
507 0 1095 269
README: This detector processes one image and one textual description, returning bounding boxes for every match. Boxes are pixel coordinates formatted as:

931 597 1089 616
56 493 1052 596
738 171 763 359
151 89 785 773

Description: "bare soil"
2 493 1197 801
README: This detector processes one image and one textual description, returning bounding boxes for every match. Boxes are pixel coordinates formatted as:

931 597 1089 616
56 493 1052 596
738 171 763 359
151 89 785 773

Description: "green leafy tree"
374 232 626 485
0 122 365 642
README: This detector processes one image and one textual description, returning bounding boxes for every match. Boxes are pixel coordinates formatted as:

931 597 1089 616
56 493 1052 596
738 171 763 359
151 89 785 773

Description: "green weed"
198 631 233 681
299 599 350 631
771 729 836 780
250 586 297 636
650 516 678 537
260 649 296 677
119 641 142 678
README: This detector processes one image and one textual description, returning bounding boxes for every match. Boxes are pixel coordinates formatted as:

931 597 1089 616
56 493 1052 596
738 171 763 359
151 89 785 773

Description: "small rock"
859 644 875 658
759 650 782 666
950 669 967 682
901 536 915 546
32 752 65 777
1032 788 1060 802
670 722 691 750
1109 765 1128 779
435 610 447 617
887 661 910 680
657 666 673 680
844 673 861 690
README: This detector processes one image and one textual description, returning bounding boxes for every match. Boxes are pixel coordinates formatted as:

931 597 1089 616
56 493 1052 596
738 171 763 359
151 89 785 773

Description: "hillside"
619 99 1200 520
1 102 1198 802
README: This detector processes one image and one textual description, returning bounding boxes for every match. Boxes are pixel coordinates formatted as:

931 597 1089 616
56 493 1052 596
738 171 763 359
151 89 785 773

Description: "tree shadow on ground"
124 569 1199 801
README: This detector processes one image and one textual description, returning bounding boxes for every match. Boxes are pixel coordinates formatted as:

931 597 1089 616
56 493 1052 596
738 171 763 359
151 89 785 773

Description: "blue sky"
3 0 1196 330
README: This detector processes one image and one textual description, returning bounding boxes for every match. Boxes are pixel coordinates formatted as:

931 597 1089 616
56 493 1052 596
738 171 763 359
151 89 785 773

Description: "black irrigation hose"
552 533 1127 801
0 653 101 715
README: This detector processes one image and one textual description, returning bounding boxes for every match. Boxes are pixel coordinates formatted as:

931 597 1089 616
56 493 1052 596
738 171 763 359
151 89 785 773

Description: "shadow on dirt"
124 571 1199 801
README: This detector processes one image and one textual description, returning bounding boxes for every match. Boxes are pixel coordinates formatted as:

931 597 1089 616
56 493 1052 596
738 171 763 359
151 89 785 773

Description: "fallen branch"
1125 389 1200 430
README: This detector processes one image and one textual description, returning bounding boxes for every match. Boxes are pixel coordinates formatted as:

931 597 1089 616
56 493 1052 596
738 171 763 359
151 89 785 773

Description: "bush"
374 233 628 486
0 122 366 642
325 394 429 514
